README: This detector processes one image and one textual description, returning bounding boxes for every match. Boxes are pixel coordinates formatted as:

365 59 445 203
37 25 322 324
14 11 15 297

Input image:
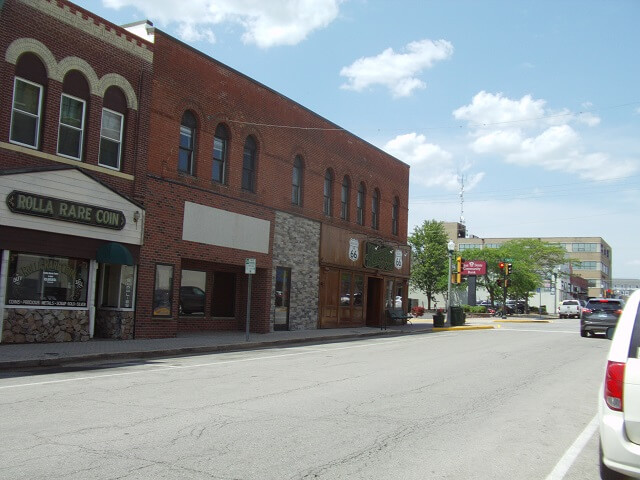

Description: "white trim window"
10 77 43 148
57 94 86 160
99 108 124 170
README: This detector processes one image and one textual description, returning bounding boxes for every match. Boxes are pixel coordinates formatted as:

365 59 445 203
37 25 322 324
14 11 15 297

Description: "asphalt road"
0 318 610 479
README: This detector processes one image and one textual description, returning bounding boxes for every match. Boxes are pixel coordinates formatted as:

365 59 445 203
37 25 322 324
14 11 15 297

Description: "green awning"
96 242 134 265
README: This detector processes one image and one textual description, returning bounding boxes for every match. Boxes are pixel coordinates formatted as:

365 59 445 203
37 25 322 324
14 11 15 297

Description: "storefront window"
153 264 173 316
340 273 351 306
274 267 291 330
6 252 89 307
353 275 363 306
99 264 135 309
179 269 206 316
385 279 394 309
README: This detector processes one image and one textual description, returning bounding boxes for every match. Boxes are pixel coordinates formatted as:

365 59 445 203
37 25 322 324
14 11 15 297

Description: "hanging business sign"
6 190 126 230
364 242 394 271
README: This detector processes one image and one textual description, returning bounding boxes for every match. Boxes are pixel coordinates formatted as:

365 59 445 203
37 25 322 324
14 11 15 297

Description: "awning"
96 242 134 265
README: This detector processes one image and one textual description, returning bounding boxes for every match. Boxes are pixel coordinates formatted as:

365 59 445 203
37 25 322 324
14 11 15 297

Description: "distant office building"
444 222 612 299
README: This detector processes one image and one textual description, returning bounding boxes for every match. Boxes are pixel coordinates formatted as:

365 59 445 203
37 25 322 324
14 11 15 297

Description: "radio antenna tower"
458 174 466 226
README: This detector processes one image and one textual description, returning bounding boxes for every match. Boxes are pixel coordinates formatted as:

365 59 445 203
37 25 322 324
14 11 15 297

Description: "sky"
75 0 640 278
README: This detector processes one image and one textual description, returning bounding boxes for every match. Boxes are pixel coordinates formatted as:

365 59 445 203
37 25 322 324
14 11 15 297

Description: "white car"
599 289 640 479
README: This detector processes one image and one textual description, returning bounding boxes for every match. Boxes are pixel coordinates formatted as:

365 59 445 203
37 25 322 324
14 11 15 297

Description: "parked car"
598 290 640 478
581 298 625 337
506 300 525 314
558 299 582 319
179 286 206 315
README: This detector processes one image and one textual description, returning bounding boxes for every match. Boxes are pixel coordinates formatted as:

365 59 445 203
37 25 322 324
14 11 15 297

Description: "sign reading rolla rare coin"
6 190 126 230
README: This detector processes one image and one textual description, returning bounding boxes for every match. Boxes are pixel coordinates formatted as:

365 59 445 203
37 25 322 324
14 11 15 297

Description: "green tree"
462 239 567 309
408 220 450 309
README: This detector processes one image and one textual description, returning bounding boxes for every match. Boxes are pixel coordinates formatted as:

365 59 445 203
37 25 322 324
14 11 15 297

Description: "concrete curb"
494 319 553 323
432 325 496 332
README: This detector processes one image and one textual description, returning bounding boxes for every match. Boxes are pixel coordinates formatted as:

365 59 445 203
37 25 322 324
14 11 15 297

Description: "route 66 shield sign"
348 238 359 262
395 249 403 269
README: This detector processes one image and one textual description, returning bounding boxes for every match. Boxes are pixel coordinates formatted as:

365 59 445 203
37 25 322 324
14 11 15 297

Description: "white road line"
545 414 599 480
0 337 410 390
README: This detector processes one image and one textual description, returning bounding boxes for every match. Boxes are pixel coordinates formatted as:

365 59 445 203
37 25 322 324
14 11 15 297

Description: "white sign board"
245 258 256 275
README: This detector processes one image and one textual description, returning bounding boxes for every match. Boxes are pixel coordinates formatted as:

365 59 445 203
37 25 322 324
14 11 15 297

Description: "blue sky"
75 0 640 278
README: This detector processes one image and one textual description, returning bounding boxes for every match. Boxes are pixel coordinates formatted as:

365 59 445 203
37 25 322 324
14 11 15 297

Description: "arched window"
10 53 47 149
371 188 380 230
212 124 228 183
58 70 89 161
323 169 333 216
292 155 303 206
99 86 127 170
242 136 257 192
392 196 399 236
356 182 366 226
178 111 197 175
341 175 350 220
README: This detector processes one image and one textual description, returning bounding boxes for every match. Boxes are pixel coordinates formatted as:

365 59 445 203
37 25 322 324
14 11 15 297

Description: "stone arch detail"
4 38 59 80
57 56 100 95
98 73 138 110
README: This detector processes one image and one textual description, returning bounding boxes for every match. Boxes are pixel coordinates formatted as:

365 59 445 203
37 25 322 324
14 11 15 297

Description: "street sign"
245 258 256 275
462 260 487 276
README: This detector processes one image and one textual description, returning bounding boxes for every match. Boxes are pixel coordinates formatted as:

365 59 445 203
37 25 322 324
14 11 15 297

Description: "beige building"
444 222 612 299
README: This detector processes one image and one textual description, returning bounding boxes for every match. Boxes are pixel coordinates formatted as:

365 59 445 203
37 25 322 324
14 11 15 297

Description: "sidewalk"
0 315 549 370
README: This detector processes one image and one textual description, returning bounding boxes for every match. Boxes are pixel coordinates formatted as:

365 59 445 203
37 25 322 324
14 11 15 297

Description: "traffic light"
504 279 510 288
499 261 505 271
497 279 503 287
456 256 463 284
507 263 513 275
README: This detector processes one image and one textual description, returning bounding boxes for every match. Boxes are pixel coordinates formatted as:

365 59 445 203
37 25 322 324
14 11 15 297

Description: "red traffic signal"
499 262 505 270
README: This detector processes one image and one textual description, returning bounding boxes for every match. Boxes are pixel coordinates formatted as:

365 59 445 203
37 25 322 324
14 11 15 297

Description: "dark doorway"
366 277 383 327
211 272 236 317
274 267 291 330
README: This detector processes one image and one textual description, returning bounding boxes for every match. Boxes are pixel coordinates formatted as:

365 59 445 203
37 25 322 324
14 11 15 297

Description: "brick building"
135 26 410 338
0 0 151 343
0 0 411 343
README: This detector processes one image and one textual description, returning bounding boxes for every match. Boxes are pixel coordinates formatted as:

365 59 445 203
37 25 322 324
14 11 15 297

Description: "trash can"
450 306 466 326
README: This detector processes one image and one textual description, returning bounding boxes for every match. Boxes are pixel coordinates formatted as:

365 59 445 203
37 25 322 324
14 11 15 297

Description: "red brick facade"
1 0 410 343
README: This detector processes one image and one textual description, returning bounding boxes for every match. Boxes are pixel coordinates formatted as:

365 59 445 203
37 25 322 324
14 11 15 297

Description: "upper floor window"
323 169 333 216
392 196 399 235
57 94 86 160
57 70 89 161
10 77 43 149
371 188 380 230
212 124 228 184
179 111 197 175
292 155 303 206
10 54 47 149
341 176 350 220
356 182 365 226
242 136 257 192
99 86 127 170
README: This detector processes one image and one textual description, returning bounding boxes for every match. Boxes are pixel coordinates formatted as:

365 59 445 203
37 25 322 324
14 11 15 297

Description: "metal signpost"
245 258 256 341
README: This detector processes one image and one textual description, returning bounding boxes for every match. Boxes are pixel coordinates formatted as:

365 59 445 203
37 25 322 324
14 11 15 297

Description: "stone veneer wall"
272 212 320 330
2 309 89 343
95 310 134 340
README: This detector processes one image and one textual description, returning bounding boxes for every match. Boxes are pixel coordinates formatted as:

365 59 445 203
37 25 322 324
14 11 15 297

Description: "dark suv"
580 298 624 337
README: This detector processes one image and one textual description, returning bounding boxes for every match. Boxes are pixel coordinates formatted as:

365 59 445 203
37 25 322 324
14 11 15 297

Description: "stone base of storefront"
2 308 90 343
94 310 134 340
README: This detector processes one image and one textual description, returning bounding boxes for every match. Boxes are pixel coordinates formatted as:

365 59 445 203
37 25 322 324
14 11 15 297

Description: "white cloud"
384 133 484 190
340 39 454 98
102 0 341 48
454 91 636 181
